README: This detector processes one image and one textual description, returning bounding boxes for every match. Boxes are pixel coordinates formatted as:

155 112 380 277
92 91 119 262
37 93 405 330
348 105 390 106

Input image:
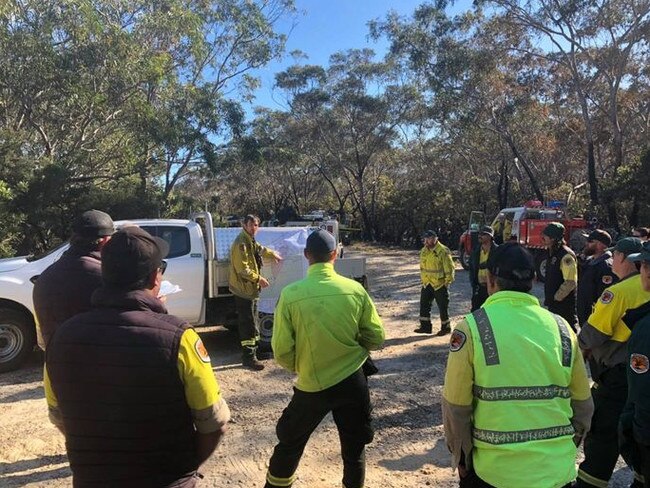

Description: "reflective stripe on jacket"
465 291 579 488
420 241 455 290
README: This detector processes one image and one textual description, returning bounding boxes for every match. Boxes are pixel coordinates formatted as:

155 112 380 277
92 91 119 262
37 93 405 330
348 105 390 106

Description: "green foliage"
0 0 648 254
0 0 295 254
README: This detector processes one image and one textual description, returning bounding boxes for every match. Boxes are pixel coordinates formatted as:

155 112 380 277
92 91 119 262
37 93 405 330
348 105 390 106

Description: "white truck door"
139 224 205 325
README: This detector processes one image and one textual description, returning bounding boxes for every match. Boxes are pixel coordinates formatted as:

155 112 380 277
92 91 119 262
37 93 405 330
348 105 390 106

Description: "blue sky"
249 0 472 111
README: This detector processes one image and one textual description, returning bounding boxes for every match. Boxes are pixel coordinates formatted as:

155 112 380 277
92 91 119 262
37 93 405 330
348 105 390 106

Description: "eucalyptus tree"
0 0 294 252
370 2 561 206
371 0 649 228
275 49 419 239
226 108 328 217
483 0 650 214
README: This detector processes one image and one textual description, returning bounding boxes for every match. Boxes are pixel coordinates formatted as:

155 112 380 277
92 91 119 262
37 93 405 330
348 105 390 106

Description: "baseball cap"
542 222 565 240
479 225 494 237
628 241 650 263
72 210 114 237
101 226 169 287
305 229 337 254
422 230 437 238
487 242 535 281
608 237 643 257
583 229 612 247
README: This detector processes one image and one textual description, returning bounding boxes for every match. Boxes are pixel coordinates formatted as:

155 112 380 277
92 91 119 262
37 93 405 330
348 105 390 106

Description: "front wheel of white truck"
258 313 274 347
0 308 36 373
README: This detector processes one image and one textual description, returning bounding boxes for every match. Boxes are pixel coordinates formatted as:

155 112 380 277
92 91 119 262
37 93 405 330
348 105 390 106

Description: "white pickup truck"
0 212 367 372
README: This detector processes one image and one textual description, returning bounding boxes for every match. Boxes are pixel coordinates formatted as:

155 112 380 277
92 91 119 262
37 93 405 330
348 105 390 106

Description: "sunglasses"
159 260 168 275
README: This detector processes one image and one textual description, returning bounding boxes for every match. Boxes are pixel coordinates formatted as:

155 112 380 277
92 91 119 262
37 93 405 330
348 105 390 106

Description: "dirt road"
0 244 633 487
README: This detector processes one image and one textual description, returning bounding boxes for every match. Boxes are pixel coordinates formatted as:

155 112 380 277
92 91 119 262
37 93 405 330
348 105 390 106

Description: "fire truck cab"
459 200 589 281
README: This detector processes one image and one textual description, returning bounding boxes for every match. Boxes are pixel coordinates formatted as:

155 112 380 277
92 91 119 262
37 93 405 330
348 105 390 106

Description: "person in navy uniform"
577 229 617 326
620 241 650 487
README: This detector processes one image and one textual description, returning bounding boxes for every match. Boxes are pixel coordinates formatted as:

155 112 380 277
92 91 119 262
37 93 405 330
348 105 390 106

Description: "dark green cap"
542 222 565 240
607 237 643 257
628 241 650 263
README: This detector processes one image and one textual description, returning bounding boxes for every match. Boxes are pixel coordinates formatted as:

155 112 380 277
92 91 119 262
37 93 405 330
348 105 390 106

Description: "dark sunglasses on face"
159 260 167 275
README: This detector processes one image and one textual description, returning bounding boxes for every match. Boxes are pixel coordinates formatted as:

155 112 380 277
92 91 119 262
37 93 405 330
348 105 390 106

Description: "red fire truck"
458 200 590 280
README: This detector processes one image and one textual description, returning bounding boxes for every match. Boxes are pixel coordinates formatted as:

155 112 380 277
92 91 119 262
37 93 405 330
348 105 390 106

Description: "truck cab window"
140 226 191 258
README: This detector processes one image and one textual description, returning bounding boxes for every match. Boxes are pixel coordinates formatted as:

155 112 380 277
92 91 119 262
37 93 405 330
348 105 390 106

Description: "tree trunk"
497 157 509 209
603 192 620 233
510 145 543 202
587 140 598 206
629 196 639 228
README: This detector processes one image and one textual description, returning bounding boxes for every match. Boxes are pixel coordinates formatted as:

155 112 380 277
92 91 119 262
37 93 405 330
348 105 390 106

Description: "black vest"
545 245 577 311
46 289 197 487
577 252 617 325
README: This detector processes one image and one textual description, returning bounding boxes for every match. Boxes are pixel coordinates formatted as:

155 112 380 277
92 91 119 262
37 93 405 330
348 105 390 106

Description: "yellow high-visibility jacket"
272 262 385 392
420 241 455 290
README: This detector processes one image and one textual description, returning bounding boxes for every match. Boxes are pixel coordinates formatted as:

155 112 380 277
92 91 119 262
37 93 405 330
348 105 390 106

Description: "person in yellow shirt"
502 218 513 242
416 230 455 335
44 226 230 487
576 237 649 488
443 243 593 488
469 226 498 311
620 241 650 487
229 214 282 370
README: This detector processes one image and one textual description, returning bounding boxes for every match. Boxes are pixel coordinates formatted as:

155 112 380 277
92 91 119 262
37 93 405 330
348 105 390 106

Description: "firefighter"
502 217 513 242
492 216 504 245
620 241 650 487
576 229 617 326
33 209 114 349
542 222 579 330
265 230 385 488
229 214 282 371
576 237 650 488
469 226 498 311
416 230 455 335
44 226 230 486
442 243 593 487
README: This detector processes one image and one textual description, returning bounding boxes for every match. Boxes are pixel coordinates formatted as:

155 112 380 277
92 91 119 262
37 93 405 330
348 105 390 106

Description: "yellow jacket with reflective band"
229 230 276 299
272 262 385 392
466 291 578 488
420 241 455 290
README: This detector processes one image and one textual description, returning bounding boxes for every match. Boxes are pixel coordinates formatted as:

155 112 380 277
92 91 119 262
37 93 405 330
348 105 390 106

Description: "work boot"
257 341 274 360
436 320 451 336
242 347 265 371
414 321 432 334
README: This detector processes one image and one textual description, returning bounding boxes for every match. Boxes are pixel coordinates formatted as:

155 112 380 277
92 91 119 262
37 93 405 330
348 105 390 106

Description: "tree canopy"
1 0 649 256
